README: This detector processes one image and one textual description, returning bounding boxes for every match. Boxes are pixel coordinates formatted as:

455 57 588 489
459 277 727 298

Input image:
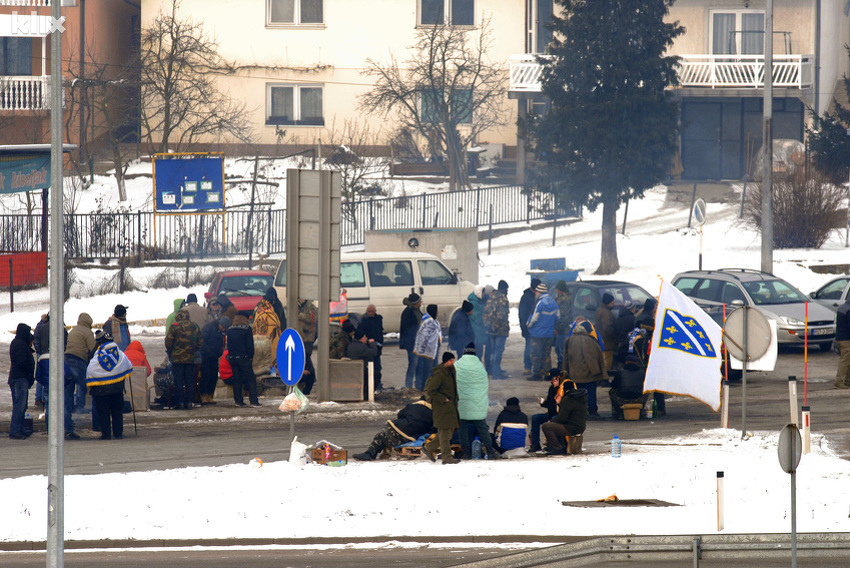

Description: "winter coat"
483 290 510 337
9 323 35 386
467 291 488 351
527 293 559 338
424 363 459 430
64 313 96 362
33 314 67 358
454 354 489 421
252 299 282 357
564 323 606 384
357 314 384 347
165 298 184 330
551 388 588 435
218 295 238 322
838 300 850 342
226 318 254 360
201 320 226 360
635 310 656 339
296 299 318 343
183 301 208 329
329 330 352 359
164 311 202 364
614 310 637 361
398 303 421 351
104 315 131 352
554 291 573 334
594 304 616 351
613 359 646 399
124 340 152 376
388 400 434 442
493 404 529 451
540 383 560 417
86 340 132 397
413 314 441 360
346 339 377 361
518 287 537 338
448 309 475 353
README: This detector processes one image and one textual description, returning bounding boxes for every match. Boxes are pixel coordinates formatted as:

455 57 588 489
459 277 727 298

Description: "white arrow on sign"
285 333 296 380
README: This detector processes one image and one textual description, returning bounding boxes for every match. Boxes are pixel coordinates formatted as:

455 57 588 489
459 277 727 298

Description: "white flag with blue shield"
645 281 723 411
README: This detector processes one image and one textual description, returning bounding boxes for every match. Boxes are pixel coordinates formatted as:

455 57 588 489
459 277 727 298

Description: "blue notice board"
153 154 224 212
277 328 306 386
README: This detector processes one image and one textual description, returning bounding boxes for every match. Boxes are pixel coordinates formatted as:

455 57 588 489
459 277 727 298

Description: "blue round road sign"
277 328 306 386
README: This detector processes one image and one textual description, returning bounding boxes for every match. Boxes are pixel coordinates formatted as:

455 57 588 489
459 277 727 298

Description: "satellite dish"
722 306 771 361
407 237 419 250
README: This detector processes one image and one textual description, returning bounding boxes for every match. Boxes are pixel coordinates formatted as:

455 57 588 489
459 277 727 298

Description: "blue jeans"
487 335 507 377
404 349 417 388
9 380 29 437
65 355 88 411
554 331 567 369
530 412 552 448
414 356 436 391
459 419 496 456
43 361 75 433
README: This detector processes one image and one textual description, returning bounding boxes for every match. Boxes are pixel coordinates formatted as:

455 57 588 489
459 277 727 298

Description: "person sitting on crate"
353 397 434 461
609 329 650 419
541 379 588 456
492 397 529 455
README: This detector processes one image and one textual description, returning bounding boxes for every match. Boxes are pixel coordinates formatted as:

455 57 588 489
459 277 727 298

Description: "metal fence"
0 184 578 260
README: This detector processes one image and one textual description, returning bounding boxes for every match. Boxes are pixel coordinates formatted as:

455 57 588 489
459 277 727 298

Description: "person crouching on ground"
86 330 133 440
226 315 260 408
541 379 588 456
422 352 460 464
493 397 528 454
353 397 434 461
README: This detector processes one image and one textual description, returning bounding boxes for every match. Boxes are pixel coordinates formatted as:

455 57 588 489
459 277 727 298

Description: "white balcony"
0 1 58 6
509 53 814 93
0 75 50 110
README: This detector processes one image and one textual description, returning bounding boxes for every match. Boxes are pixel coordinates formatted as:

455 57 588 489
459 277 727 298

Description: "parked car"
563 280 654 323
274 251 476 333
672 269 836 351
809 275 850 313
204 270 274 317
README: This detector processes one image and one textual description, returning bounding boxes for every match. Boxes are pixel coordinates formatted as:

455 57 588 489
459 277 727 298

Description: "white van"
273 251 476 333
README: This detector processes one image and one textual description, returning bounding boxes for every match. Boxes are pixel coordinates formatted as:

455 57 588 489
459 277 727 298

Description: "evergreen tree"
807 68 850 185
531 0 683 274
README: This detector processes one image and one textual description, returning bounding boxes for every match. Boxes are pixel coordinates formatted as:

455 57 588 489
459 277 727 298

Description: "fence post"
8 258 13 313
369 199 375 231
267 209 273 254
433 211 440 228
552 194 558 246
185 244 191 287
421 194 427 229
488 204 494 256
136 211 142 266
526 187 531 224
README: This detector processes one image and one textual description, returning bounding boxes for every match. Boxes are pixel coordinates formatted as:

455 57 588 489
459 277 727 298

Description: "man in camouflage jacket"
483 280 510 379
164 310 202 409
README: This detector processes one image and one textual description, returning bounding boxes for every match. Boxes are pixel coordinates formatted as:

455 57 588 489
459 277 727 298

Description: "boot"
354 441 381 461
567 434 583 455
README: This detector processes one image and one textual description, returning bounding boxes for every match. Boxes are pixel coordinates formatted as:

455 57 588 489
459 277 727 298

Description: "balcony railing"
0 1 52 6
0 75 50 110
509 53 814 93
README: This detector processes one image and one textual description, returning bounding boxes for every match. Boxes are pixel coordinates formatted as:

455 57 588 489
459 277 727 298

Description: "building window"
267 84 324 126
711 11 764 55
420 88 472 125
0 37 32 76
420 0 474 26
268 0 323 26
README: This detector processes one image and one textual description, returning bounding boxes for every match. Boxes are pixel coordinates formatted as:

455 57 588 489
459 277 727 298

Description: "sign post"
277 329 306 443
778 424 802 568
723 306 771 437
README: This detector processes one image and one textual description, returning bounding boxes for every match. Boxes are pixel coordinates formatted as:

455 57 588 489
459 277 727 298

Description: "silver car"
672 269 837 351
810 275 850 313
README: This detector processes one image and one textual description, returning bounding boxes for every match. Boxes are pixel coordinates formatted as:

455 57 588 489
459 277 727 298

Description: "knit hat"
463 342 476 355
407 293 421 305
114 304 128 318
461 300 473 313
94 329 113 344
218 316 231 329
426 304 438 318
644 297 658 312
530 277 542 290
562 379 577 391
442 351 456 363
263 287 277 302
556 280 568 292
186 293 197 303
342 320 356 334
506 397 520 408
535 282 548 294
354 330 365 340
498 280 509 293
601 292 615 306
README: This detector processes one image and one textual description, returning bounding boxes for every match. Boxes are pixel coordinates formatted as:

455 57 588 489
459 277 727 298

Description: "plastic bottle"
611 434 622 458
471 437 482 460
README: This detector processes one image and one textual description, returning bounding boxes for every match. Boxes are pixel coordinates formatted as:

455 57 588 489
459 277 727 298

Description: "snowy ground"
1 170 849 544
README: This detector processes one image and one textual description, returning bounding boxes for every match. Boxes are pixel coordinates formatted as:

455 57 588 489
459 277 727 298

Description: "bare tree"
140 0 252 153
360 19 507 191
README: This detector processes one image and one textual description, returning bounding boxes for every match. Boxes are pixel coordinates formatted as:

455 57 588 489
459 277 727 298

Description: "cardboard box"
622 403 643 421
311 448 348 465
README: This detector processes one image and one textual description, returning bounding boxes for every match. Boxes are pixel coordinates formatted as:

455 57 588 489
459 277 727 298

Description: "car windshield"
742 279 808 305
220 275 273 296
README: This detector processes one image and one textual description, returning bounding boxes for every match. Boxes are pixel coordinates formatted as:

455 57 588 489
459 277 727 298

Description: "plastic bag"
329 289 349 323
289 436 308 466
279 385 310 415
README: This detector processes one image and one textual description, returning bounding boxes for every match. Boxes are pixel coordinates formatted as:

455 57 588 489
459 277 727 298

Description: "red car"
204 270 274 317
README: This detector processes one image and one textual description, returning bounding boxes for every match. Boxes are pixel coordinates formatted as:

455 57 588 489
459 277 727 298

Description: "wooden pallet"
386 444 462 460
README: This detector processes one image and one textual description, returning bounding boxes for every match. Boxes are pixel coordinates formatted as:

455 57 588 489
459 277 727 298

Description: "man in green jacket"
422 352 459 464
455 343 500 459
